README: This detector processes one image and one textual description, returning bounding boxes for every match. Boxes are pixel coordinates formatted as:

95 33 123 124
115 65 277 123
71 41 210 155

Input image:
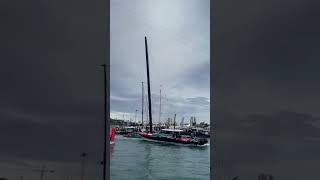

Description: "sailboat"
139 37 208 146
122 126 141 138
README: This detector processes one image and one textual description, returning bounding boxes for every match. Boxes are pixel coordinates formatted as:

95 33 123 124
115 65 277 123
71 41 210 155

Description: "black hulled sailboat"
139 37 208 146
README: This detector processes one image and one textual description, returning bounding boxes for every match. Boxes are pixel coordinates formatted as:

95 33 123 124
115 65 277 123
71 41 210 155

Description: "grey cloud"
110 89 209 122
1 0 107 178
214 2 320 177
217 111 320 138
214 111 320 179
0 109 104 161
215 0 320 115
186 97 210 106
180 61 210 90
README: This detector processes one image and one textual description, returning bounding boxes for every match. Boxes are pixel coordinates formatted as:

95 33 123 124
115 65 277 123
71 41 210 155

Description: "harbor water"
110 136 210 180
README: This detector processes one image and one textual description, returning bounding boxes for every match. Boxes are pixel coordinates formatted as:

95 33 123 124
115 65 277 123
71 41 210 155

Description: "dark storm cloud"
0 110 104 160
217 111 320 138
0 107 105 179
1 0 107 179
1 0 106 109
214 0 320 179
215 0 320 114
215 111 320 180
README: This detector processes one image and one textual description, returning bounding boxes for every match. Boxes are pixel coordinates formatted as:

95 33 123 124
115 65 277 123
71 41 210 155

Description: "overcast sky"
110 0 210 123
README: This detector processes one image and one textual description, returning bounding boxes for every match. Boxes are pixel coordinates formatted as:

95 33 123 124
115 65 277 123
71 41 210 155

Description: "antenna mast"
141 81 144 127
159 85 162 125
173 114 176 129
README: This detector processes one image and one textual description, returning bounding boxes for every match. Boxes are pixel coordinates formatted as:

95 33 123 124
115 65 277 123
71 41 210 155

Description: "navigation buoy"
110 128 116 143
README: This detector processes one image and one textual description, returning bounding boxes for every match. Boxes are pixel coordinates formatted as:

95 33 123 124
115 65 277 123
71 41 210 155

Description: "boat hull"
139 133 208 146
123 132 141 138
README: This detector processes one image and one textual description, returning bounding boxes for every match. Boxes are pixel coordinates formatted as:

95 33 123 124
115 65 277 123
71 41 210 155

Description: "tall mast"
145 94 149 123
141 81 144 127
180 117 184 127
159 85 162 125
173 114 176 129
145 36 153 133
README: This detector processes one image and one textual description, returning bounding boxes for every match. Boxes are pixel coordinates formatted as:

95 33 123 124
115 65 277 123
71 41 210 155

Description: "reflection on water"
144 143 152 179
111 136 209 180
110 143 115 157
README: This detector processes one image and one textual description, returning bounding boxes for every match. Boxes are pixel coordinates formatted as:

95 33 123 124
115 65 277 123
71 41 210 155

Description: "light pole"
100 64 108 180
80 153 87 180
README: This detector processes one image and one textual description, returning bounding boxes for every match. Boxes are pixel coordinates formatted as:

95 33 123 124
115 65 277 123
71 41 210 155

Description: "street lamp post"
100 64 108 180
80 153 88 180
